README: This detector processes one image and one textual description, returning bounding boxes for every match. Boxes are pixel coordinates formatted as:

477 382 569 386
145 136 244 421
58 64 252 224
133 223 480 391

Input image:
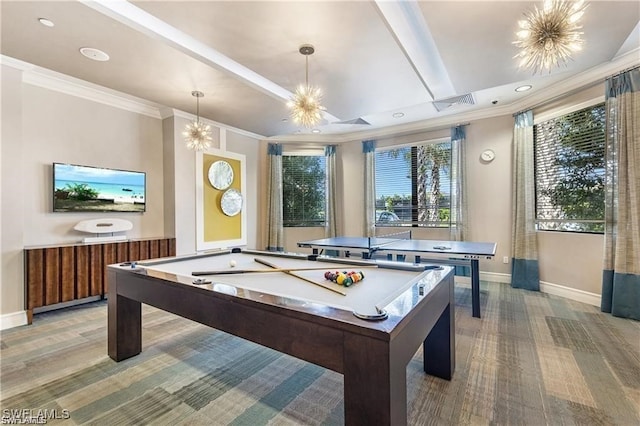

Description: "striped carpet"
1 282 639 425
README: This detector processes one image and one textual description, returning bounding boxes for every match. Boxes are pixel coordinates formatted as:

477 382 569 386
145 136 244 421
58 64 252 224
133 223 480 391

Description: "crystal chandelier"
513 0 588 74
183 91 212 151
287 44 325 128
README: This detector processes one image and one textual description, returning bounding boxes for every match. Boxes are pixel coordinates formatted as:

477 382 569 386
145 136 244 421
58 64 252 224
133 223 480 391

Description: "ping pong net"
368 230 412 251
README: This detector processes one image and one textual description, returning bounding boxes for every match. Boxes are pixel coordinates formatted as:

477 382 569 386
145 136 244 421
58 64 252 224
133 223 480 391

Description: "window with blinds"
534 103 606 232
282 155 326 227
375 141 452 227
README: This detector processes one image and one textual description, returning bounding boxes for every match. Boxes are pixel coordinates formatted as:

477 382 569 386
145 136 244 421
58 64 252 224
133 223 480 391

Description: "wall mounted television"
53 163 146 213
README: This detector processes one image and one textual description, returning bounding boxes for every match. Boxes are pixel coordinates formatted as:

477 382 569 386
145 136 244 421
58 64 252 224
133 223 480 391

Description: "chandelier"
287 44 325 128
183 91 212 151
513 0 588 74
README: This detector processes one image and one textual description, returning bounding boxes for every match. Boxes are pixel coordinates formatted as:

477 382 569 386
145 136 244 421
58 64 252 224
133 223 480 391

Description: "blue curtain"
511 111 540 291
266 143 283 251
450 126 469 276
325 145 337 238
601 67 640 319
363 140 376 237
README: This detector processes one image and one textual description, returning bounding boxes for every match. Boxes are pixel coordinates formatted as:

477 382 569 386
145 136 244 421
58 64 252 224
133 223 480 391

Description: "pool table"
107 249 455 425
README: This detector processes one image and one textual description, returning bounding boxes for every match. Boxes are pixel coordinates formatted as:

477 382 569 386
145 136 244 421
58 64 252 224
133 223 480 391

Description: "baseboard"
0 310 29 330
455 271 601 307
33 295 103 314
455 271 511 286
540 281 601 307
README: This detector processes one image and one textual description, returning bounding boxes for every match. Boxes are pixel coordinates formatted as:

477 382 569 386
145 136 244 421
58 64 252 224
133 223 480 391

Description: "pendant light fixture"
287 44 325 128
183 91 212 151
513 0 588 74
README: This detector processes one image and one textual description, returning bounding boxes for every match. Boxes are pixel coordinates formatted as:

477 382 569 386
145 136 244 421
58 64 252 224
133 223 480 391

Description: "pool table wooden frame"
108 249 455 426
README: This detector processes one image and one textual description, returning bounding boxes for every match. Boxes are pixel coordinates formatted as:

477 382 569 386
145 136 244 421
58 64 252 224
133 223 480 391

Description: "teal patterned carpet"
1 282 639 425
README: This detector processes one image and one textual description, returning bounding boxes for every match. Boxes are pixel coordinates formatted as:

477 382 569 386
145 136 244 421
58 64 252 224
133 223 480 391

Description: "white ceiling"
1 1 639 140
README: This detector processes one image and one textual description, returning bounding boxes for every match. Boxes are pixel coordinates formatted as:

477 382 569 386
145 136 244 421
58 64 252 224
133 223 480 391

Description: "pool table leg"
423 303 455 380
108 271 142 361
343 334 406 425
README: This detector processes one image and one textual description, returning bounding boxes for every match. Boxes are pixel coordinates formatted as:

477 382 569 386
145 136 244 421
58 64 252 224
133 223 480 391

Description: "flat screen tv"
53 163 146 213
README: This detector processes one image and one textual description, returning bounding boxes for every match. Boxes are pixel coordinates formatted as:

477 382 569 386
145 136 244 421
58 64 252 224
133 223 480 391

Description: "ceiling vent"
334 117 371 125
432 93 475 112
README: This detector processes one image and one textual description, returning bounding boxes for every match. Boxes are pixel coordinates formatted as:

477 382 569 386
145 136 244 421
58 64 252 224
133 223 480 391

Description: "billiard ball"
229 260 237 268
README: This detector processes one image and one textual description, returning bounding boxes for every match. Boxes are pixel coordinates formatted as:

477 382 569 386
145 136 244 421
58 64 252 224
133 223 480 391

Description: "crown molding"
168 109 264 140
1 55 163 119
1 55 265 140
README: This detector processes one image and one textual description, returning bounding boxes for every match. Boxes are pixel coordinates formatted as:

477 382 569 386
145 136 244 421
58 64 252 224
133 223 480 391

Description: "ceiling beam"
80 0 340 122
374 0 456 101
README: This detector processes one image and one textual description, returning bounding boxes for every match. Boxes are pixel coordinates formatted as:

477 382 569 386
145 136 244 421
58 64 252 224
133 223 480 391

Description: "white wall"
167 118 261 256
464 115 514 275
1 65 25 327
0 65 167 328
226 131 260 250
21 84 165 246
165 115 198 255
0 63 263 328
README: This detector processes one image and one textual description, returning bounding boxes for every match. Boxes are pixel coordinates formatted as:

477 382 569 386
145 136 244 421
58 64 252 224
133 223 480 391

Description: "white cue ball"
229 260 237 268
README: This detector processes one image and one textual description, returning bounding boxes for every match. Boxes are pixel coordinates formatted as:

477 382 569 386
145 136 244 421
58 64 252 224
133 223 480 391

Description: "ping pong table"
298 235 496 318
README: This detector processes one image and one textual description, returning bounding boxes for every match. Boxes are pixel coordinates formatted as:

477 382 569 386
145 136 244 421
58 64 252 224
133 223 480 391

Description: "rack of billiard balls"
324 270 365 287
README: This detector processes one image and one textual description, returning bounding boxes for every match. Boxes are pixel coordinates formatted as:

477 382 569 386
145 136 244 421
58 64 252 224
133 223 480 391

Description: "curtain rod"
607 65 639 79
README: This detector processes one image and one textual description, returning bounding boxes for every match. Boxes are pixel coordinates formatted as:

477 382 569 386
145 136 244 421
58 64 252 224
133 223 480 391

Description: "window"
375 140 452 227
534 103 606 232
282 155 326 227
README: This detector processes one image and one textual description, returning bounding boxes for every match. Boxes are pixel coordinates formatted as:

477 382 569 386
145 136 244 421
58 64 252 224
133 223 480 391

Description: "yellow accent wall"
203 154 242 241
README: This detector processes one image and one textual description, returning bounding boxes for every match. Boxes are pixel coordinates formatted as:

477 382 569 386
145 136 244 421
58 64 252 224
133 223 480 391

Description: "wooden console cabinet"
24 237 176 321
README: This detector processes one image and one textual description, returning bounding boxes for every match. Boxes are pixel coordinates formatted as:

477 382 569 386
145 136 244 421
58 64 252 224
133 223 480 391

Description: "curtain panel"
450 125 468 242
450 125 470 277
363 140 376 237
511 111 540 291
266 143 283 251
325 145 338 238
601 67 640 320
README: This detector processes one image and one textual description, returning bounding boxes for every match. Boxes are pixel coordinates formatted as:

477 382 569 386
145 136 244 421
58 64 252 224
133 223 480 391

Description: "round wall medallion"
221 188 243 216
208 160 234 190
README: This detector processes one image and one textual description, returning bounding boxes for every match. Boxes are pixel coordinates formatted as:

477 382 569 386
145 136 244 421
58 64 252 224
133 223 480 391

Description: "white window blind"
534 103 606 232
282 155 326 227
374 141 452 227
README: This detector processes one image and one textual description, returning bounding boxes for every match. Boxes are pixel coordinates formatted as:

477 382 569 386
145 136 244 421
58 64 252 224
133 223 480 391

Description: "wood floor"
1 281 639 425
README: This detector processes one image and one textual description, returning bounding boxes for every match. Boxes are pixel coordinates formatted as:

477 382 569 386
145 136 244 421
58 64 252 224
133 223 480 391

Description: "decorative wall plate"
220 188 243 216
208 160 234 190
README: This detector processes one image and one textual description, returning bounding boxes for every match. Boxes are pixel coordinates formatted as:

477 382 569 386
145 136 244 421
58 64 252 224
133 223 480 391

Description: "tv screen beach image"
53 163 146 212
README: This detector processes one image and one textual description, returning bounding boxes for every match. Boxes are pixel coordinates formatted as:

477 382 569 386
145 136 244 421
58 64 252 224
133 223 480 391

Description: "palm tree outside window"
374 139 452 227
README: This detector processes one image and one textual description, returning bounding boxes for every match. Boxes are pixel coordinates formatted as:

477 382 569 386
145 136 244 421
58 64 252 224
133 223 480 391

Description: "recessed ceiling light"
79 47 110 62
515 84 532 92
311 129 321 134
38 18 54 27
392 112 405 118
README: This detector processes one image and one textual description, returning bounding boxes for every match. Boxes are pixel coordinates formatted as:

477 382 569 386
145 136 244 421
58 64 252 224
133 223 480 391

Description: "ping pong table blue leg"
471 259 481 318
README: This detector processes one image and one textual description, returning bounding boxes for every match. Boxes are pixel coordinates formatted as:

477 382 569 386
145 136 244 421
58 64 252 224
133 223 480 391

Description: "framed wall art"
195 148 247 251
